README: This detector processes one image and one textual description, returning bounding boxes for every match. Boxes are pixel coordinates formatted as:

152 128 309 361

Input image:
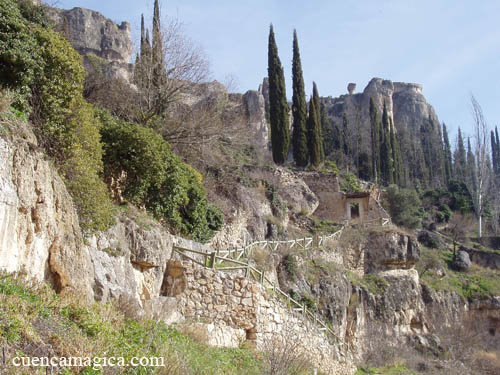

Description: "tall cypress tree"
307 98 321 167
467 137 476 191
380 102 394 185
267 24 290 165
152 0 164 89
390 118 401 185
342 112 351 167
454 128 467 180
443 123 453 183
369 98 380 182
320 101 332 157
491 130 498 175
291 30 308 167
312 82 325 162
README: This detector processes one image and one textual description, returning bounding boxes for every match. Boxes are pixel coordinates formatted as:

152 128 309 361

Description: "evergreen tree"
320 101 332 157
454 128 467 181
467 137 477 192
152 0 164 89
342 112 351 167
307 98 321 167
291 30 308 167
312 82 325 162
380 102 394 185
443 123 453 183
267 24 290 165
490 130 497 174
496 126 500 173
390 118 402 185
369 97 380 182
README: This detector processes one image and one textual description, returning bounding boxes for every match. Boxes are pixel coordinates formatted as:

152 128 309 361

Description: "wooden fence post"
210 252 216 269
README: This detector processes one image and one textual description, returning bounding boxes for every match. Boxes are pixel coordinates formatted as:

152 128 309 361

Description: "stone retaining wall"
164 259 354 374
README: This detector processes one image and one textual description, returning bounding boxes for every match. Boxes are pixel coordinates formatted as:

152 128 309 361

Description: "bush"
99 111 223 242
0 0 114 232
341 172 361 193
385 185 423 229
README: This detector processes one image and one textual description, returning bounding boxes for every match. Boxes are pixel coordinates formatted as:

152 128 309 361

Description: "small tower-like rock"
347 83 356 95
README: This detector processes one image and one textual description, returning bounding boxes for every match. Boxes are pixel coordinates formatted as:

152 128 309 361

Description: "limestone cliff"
323 78 440 135
45 6 134 81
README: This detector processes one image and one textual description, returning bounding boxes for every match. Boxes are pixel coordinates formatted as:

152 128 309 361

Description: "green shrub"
385 185 423 229
99 112 223 242
341 172 361 193
0 1 114 232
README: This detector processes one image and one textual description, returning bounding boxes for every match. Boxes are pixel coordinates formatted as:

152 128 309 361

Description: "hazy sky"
56 0 500 140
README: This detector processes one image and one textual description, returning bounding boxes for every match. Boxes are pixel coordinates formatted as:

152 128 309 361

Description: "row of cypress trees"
268 26 324 168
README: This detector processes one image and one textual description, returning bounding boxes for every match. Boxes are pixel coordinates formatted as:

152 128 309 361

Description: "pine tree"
312 82 325 162
369 97 380 182
380 102 394 185
291 30 308 167
454 128 467 181
443 123 453 183
307 98 321 167
267 24 290 165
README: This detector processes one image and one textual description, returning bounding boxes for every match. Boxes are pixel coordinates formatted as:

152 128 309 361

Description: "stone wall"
164 259 354 374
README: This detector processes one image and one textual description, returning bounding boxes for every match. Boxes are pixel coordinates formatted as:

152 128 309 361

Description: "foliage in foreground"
0 272 264 375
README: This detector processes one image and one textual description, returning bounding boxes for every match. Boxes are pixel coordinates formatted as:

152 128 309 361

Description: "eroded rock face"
243 89 268 149
0 121 93 300
364 231 420 273
45 6 134 81
323 77 440 138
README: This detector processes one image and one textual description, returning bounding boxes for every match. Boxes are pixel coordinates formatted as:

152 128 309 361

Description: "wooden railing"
172 227 347 348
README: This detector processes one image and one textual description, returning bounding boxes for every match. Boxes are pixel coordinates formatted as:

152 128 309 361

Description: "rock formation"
323 77 440 136
45 6 134 81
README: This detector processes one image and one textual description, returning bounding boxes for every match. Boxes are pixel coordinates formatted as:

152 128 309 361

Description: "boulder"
454 250 472 271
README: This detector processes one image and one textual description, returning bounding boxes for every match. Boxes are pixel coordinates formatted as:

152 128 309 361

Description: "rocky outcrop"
45 6 134 81
462 246 500 270
364 231 420 273
0 118 93 300
243 88 268 149
323 77 440 136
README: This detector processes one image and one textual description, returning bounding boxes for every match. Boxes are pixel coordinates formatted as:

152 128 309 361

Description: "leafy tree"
267 24 290 164
306 97 321 167
291 30 308 167
385 185 423 229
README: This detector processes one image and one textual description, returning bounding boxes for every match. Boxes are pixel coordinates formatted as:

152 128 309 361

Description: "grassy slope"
0 272 263 375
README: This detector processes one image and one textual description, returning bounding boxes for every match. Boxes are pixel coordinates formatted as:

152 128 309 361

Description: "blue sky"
56 0 500 141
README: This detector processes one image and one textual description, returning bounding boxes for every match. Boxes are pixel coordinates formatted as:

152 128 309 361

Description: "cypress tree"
267 24 290 165
467 137 477 191
454 128 467 180
342 112 351 166
369 97 380 182
312 82 325 162
390 118 401 185
307 98 321 167
490 130 498 175
380 102 394 185
443 123 453 183
152 0 164 89
320 101 332 157
291 30 308 167
496 127 500 172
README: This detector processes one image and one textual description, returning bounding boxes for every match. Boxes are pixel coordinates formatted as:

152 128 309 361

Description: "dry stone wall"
164 259 354 374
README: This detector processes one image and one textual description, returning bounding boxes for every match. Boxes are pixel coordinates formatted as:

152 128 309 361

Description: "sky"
56 0 500 141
